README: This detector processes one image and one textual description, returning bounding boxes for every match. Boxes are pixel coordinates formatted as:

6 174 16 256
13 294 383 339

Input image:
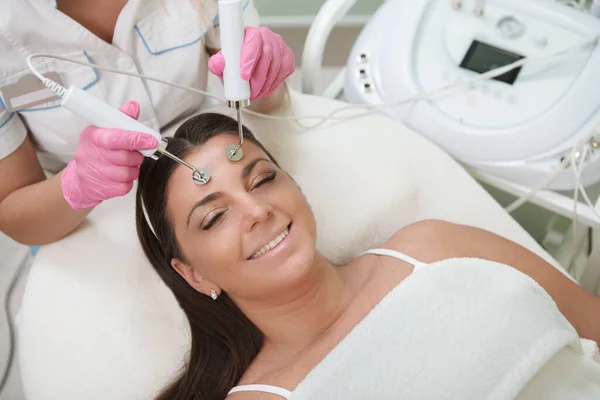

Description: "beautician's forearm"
247 83 287 114
0 171 92 245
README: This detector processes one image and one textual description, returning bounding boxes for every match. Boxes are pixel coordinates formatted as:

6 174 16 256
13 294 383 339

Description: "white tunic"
0 0 259 172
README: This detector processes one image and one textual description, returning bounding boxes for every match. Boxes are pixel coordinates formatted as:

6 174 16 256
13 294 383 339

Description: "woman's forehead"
166 136 271 203
184 134 266 167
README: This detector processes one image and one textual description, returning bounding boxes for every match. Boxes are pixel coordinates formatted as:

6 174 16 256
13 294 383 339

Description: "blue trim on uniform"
0 113 14 129
81 51 99 89
18 104 60 112
134 25 210 55
0 96 15 129
212 0 250 29
20 51 99 113
135 0 250 54
30 246 40 256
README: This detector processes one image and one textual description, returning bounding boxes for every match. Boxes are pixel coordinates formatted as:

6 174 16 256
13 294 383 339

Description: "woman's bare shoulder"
386 221 600 343
389 219 459 240
381 219 472 263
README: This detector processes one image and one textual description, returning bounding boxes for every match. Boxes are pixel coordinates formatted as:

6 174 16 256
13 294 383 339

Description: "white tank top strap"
362 248 427 269
228 384 292 399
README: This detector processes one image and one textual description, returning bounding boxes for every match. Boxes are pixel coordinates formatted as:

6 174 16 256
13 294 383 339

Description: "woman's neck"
237 253 354 352
56 0 128 44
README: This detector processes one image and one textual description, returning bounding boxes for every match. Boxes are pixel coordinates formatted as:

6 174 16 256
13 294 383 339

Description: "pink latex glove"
61 101 158 210
208 26 295 100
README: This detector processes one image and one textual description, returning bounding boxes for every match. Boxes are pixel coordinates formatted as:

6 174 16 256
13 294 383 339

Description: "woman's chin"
239 221 316 298
239 250 317 301
250 231 315 280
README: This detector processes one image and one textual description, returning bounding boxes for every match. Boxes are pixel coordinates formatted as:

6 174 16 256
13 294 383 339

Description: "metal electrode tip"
192 168 211 185
156 148 210 185
227 99 251 109
226 99 250 161
227 144 244 161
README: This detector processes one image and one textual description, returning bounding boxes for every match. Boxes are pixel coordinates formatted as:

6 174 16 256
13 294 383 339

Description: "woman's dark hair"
135 113 278 400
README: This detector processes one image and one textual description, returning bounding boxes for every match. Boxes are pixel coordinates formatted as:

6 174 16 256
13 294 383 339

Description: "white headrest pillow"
17 90 555 400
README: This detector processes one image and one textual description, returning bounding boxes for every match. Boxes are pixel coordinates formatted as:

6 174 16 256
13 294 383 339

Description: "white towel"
288 259 600 399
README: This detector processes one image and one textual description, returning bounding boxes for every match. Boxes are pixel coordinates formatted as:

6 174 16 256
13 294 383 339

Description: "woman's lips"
248 223 292 260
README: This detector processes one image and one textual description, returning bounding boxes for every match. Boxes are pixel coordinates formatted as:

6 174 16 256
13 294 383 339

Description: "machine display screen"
459 40 524 85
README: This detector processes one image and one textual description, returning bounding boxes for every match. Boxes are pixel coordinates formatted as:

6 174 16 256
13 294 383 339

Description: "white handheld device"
218 0 251 161
218 0 251 106
61 85 165 159
56 85 210 183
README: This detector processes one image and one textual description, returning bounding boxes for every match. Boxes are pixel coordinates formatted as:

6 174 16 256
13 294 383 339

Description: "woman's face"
166 133 317 300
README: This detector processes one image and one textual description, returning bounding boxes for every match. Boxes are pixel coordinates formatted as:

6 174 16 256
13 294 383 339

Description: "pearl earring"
210 289 218 300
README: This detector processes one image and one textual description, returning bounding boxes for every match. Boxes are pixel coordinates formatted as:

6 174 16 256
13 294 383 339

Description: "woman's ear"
171 259 221 298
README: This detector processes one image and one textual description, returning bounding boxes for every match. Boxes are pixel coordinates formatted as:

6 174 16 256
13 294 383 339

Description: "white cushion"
17 90 559 400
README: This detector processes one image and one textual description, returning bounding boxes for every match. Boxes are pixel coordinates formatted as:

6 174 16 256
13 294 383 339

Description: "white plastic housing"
218 0 251 102
60 86 161 157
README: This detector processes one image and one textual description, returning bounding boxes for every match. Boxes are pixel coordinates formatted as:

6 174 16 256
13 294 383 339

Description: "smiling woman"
136 113 279 400
136 113 326 400
136 113 600 400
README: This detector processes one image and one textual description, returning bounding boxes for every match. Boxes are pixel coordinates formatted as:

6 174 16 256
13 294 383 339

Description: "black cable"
0 252 29 395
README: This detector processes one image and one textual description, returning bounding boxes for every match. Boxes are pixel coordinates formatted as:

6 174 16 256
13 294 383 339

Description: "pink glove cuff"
61 161 97 210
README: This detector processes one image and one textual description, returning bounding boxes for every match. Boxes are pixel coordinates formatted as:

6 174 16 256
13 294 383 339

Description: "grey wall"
255 0 384 17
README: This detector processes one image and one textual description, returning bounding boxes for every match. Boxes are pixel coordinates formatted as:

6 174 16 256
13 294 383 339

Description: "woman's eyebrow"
186 158 271 226
187 192 223 227
241 157 270 179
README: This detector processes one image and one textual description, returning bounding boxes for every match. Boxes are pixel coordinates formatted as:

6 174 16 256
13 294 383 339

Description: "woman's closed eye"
200 172 277 230
252 171 277 190
202 210 226 230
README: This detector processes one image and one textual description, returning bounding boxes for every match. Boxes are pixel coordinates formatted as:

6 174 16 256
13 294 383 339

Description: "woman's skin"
166 134 600 398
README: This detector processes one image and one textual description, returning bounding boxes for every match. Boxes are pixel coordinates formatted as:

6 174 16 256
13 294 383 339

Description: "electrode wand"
28 76 212 185
218 0 251 161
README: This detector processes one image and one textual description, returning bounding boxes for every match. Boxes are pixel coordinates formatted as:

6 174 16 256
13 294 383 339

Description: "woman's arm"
393 220 600 343
0 137 92 245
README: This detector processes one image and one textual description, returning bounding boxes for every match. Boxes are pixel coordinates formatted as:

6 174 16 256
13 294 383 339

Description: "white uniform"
0 0 259 172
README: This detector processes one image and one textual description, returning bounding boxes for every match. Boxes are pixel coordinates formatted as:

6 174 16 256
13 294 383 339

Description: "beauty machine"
344 0 600 190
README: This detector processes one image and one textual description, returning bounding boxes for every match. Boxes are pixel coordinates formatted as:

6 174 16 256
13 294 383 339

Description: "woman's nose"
239 193 273 231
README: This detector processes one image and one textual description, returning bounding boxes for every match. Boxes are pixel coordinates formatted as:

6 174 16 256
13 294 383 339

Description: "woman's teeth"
250 228 289 259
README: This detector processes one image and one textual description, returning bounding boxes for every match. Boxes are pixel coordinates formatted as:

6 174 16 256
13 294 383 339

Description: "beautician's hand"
208 26 295 100
61 101 158 210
